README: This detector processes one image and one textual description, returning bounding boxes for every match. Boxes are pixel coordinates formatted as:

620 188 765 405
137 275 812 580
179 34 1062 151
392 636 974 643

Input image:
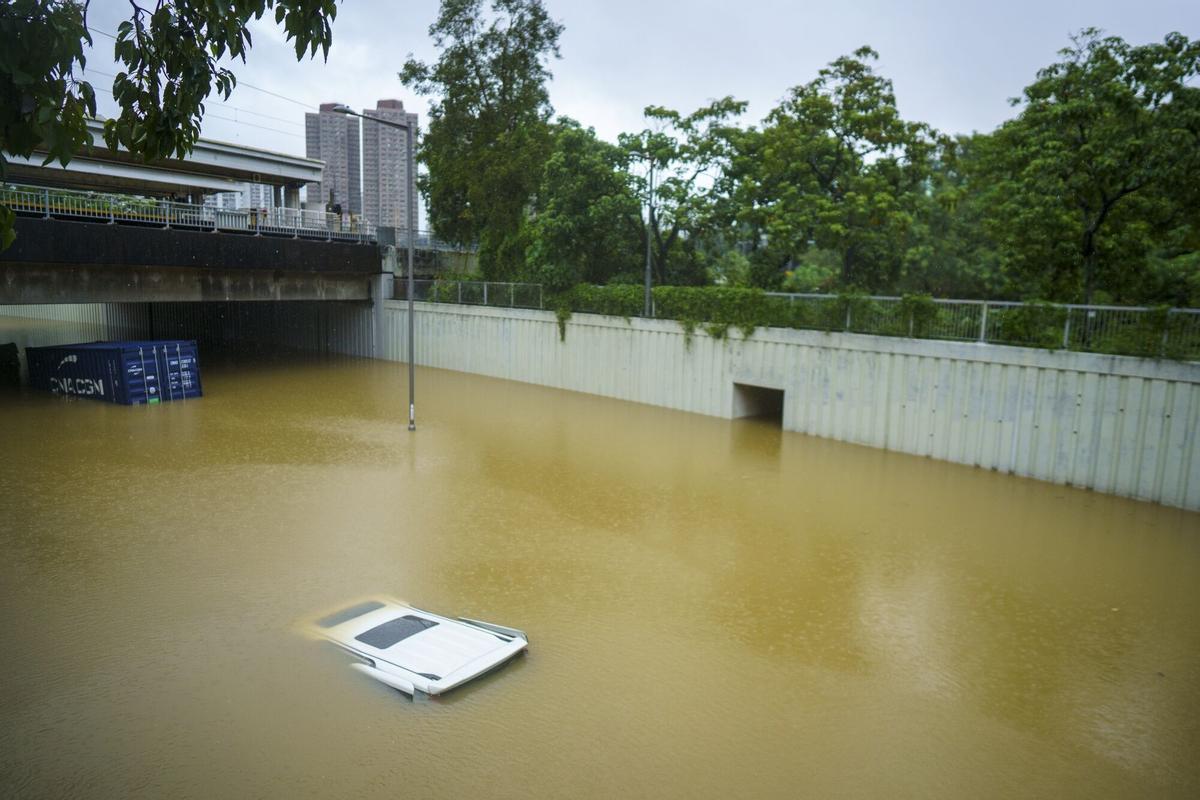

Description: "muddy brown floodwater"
1 355 1198 798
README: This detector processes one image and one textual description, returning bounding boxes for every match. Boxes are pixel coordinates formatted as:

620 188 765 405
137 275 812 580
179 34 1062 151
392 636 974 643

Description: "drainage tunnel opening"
732 383 784 426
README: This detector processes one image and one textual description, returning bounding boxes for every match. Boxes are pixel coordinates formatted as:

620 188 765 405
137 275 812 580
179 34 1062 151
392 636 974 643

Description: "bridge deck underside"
1 218 379 304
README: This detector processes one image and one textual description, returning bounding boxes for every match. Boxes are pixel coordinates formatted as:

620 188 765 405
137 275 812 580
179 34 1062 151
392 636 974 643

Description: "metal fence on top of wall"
763 294 1200 360
398 280 1200 361
395 280 544 310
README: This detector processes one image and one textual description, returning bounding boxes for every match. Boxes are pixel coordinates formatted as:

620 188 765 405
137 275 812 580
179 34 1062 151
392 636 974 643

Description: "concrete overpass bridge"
1 122 475 307
0 214 380 304
5 119 320 206
2 124 384 304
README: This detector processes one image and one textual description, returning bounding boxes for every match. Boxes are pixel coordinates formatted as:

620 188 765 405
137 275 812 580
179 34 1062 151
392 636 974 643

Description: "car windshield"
316 601 385 629
355 615 439 649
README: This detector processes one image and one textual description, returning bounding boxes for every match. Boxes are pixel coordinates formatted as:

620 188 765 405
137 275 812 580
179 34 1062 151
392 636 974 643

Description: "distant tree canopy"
975 29 1200 304
732 47 941 293
401 0 563 281
524 119 641 291
407 11 1198 305
7 0 1198 306
0 0 341 249
619 97 747 287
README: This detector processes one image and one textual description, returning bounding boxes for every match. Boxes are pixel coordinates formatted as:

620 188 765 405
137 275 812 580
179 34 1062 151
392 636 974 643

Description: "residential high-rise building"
304 102 361 216
362 99 418 231
202 182 278 211
203 191 240 212
241 182 276 209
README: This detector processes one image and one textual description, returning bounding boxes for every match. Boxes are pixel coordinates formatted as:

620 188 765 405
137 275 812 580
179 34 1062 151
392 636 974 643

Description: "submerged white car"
312 599 528 697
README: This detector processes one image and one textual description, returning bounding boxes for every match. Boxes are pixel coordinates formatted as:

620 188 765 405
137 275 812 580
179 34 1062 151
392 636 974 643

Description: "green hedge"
567 284 644 318
988 301 1068 349
538 285 1197 359
552 286 942 343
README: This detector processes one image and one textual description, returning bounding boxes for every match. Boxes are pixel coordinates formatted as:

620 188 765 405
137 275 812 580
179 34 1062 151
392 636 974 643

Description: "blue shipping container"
25 340 203 405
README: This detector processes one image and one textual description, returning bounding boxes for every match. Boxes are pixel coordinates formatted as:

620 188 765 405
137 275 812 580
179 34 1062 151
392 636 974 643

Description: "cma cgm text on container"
25 341 203 405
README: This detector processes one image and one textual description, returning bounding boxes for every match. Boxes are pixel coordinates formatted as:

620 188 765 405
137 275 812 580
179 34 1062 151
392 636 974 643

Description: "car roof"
316 599 511 679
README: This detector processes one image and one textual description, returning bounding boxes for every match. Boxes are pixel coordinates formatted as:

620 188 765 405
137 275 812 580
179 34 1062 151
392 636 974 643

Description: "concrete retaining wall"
381 301 1200 510
5 299 1197 509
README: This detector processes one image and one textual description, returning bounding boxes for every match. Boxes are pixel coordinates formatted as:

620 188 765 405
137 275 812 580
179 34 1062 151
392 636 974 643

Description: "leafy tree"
718 125 790 289
977 29 1200 303
779 248 839 293
736 47 939 292
899 135 1005 298
1139 234 1200 306
619 97 747 287
707 248 752 287
524 119 642 290
1 0 95 248
0 0 340 249
401 0 563 281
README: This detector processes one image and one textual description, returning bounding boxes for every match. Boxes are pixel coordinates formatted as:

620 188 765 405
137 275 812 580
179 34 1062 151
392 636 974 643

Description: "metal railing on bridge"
2 183 376 243
394 279 544 310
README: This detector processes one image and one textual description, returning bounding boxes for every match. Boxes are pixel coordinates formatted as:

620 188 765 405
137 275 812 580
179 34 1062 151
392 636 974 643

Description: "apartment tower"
362 99 418 231
304 103 361 215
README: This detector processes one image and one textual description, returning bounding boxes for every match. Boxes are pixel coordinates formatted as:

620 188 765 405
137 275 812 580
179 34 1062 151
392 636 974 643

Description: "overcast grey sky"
81 0 1198 154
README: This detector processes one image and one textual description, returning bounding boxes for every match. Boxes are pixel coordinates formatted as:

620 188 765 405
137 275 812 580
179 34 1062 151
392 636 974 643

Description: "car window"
355 615 439 649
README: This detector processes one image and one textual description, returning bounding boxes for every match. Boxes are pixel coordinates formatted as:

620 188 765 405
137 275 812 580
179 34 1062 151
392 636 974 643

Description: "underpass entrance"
732 382 784 426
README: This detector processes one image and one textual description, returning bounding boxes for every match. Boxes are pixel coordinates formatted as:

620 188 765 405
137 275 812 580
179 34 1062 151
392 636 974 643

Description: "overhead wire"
84 67 305 127
87 28 320 114
86 78 302 138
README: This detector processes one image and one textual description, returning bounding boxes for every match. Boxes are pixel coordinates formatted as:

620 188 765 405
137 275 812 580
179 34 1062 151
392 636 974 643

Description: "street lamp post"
333 104 417 431
644 162 654 318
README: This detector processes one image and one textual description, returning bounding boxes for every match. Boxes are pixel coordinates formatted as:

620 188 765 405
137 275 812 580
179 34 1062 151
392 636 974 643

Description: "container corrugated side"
25 340 202 405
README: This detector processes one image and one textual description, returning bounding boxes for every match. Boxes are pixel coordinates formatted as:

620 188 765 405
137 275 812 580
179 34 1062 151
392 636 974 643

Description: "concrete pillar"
372 246 398 359
382 244 399 276
284 185 301 209
273 185 284 208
